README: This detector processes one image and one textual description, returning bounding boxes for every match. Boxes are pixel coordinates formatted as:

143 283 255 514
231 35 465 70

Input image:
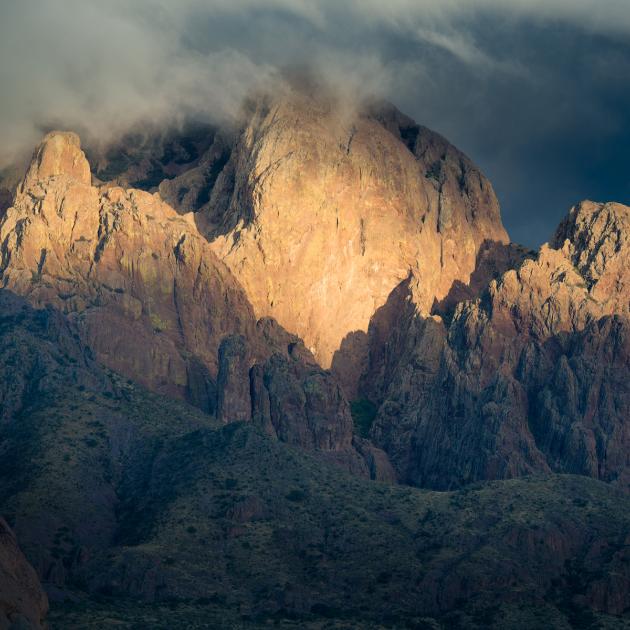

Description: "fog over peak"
2 0 629 245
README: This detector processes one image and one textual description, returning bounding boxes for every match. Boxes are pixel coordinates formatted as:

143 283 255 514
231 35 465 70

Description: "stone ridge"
0 131 261 412
21 131 91 189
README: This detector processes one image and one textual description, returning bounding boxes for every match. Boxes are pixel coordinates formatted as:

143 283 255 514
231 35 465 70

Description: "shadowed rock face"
0 517 48 630
177 89 508 372
366 201 630 490
217 322 396 481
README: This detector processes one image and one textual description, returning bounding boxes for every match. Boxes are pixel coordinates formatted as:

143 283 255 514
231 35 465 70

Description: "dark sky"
2 1 629 246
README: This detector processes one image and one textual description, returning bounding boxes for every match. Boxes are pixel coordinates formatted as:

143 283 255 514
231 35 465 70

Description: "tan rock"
0 130 389 476
191 89 507 372
1 132 260 410
21 131 91 190
552 200 630 315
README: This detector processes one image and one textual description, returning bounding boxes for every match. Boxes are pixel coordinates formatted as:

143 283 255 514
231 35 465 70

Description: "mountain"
85 88 510 396
1 130 258 411
0 129 387 477
0 87 628 627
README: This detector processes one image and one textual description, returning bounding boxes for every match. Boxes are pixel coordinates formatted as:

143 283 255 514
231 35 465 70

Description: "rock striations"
1 131 259 414
163 90 508 377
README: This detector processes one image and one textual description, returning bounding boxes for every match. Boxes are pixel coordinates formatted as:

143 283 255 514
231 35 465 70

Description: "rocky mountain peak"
552 200 629 314
175 89 511 375
20 131 91 192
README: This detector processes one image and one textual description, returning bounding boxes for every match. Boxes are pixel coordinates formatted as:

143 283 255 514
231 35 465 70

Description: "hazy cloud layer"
1 0 629 245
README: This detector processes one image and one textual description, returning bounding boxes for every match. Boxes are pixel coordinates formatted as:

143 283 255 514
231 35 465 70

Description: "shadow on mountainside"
431 239 535 321
1 290 629 627
331 240 534 402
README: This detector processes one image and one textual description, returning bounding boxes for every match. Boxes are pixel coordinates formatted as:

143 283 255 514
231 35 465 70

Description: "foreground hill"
0 289 629 628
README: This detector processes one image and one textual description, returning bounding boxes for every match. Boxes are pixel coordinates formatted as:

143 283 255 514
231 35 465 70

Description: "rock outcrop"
217 321 396 480
0 89 629 628
366 201 630 490
0 131 261 412
161 89 508 383
0 518 48 630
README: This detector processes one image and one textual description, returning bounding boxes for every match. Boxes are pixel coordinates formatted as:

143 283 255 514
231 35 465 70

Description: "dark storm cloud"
1 0 629 245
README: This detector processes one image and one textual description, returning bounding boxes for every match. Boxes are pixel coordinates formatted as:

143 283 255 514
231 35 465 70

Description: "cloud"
1 0 629 245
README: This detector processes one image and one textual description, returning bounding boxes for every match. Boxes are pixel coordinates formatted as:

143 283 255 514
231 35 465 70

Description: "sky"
1 0 629 246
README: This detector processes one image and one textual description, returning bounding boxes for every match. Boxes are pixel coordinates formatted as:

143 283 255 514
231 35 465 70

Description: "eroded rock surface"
366 201 630 490
1 105 627 497
0 131 260 412
0 131 384 476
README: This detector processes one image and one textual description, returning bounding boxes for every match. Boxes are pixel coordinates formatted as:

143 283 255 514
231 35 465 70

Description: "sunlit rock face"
0 131 260 411
175 88 509 373
365 201 630 490
551 200 630 316
0 130 390 474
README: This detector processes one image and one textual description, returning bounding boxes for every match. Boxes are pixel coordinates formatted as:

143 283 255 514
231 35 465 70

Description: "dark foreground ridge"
0 289 628 628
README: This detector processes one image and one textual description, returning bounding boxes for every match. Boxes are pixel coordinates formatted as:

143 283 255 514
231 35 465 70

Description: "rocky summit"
0 87 628 629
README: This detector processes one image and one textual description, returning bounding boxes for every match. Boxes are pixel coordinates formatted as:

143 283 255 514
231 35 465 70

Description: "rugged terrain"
364 200 630 489
0 289 629 628
0 86 628 628
0 127 386 477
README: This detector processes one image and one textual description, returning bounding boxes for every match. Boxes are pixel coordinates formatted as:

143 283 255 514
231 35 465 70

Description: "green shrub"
286 489 307 502
350 399 378 438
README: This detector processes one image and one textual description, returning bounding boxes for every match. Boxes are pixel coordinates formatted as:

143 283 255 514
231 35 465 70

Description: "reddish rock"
187 88 508 378
0 132 261 411
0 518 48 630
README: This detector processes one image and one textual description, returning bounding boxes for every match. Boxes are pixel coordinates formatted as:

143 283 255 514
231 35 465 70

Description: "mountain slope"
160 89 508 385
0 131 260 412
0 91 628 628
0 131 385 473
0 289 628 628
